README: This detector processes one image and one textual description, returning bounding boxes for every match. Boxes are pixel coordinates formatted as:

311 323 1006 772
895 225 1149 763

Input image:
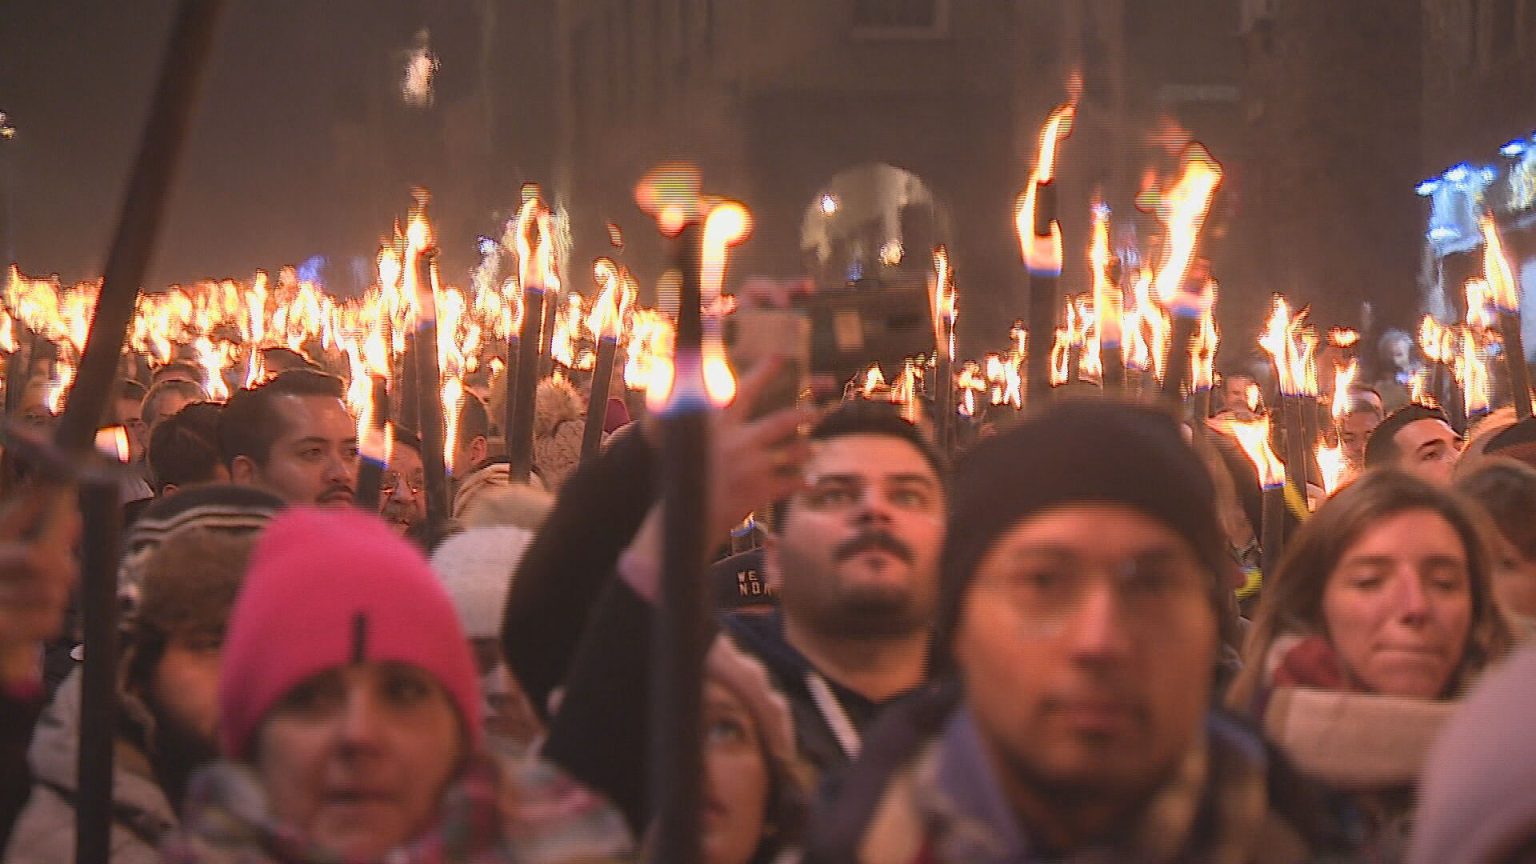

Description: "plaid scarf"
160 753 633 863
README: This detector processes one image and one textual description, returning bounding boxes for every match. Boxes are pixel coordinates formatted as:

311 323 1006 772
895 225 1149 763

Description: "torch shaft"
413 252 450 544
1282 396 1311 508
1161 314 1198 405
934 351 954 458
1500 311 1533 418
56 0 226 452
75 478 122 864
1261 483 1285 587
502 330 520 456
507 285 546 482
1101 342 1125 392
1024 180 1059 403
649 223 708 864
581 336 617 460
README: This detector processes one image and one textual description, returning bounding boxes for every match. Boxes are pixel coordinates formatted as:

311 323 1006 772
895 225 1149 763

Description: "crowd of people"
1 341 1535 864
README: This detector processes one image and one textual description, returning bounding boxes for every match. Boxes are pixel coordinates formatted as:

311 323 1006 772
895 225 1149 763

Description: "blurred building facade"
554 0 1247 355
1237 0 1423 350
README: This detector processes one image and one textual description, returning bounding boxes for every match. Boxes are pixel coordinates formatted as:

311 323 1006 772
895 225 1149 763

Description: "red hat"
218 507 481 759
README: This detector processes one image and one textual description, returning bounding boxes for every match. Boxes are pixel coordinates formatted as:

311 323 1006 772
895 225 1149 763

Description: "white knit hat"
428 525 536 639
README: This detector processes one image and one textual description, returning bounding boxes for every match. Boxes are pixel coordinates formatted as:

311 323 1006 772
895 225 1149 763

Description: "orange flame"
1328 327 1360 349
1330 360 1359 421
1465 278 1498 331
931 246 957 361
1258 295 1318 397
1215 413 1286 489
1317 442 1349 497
1150 145 1222 313
1035 102 1077 184
587 258 628 342
1090 205 1122 350
1191 290 1219 391
1457 326 1492 415
957 361 985 417
1480 214 1521 314
442 375 463 475
697 200 753 408
94 426 130 463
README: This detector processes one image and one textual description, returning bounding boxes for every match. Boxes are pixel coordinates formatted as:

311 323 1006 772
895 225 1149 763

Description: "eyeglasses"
977 551 1209 634
380 472 425 496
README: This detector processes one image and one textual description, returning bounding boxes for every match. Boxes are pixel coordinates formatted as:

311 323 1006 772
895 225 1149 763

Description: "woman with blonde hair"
1228 470 1512 859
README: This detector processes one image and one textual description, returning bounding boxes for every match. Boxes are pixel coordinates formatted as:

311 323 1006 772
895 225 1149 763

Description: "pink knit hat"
218 507 482 759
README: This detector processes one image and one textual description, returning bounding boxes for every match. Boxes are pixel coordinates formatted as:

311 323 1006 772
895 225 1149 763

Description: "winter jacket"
5 669 178 864
160 753 633 863
804 684 1356 864
502 424 655 720
0 680 45 852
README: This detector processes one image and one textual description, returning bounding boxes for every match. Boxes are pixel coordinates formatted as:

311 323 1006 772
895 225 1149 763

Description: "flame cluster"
1258 296 1319 398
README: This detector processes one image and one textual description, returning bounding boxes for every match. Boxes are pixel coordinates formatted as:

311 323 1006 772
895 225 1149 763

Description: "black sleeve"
540 577 656 834
0 686 44 851
501 426 656 719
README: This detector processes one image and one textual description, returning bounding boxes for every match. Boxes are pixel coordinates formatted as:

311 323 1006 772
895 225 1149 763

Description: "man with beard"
218 369 359 507
546 400 946 786
5 497 276 863
738 402 946 769
805 401 1352 863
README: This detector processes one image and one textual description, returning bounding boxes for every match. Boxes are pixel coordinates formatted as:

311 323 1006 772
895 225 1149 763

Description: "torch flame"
1331 360 1359 421
1215 414 1287 489
1036 102 1076 184
1480 214 1521 314
1317 442 1349 497
699 200 753 407
442 375 463 475
587 258 626 342
1090 204 1122 350
1328 328 1360 349
931 245 957 361
1458 326 1492 415
1258 295 1319 397
1191 291 1220 392
1150 145 1222 314
95 426 130 463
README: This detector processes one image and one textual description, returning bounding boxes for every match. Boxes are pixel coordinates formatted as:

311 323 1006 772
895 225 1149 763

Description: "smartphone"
725 308 810 419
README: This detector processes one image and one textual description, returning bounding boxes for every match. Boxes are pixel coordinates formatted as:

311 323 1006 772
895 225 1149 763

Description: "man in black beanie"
807 400 1350 863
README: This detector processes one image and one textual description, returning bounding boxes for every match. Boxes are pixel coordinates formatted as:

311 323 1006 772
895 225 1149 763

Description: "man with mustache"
729 401 946 771
218 370 359 507
806 401 1352 863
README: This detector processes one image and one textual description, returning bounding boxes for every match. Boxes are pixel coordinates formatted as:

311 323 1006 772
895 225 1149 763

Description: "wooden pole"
1161 314 1198 406
507 275 546 482
580 334 617 459
1499 311 1533 418
1024 181 1059 405
650 222 709 864
413 248 449 543
1261 481 1285 586
44 5 227 863
1282 395 1311 510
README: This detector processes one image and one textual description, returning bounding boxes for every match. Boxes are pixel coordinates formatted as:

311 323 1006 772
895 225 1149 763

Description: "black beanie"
930 399 1233 668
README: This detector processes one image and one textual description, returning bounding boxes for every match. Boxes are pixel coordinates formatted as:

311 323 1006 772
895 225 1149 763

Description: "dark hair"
457 393 490 444
1228 470 1511 711
118 378 148 404
143 378 208 430
150 401 225 493
1457 460 1536 563
151 361 205 387
767 400 944 531
218 370 346 468
1364 403 1453 468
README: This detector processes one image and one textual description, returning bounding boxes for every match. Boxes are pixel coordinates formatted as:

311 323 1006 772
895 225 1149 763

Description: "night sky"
1 0 522 291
